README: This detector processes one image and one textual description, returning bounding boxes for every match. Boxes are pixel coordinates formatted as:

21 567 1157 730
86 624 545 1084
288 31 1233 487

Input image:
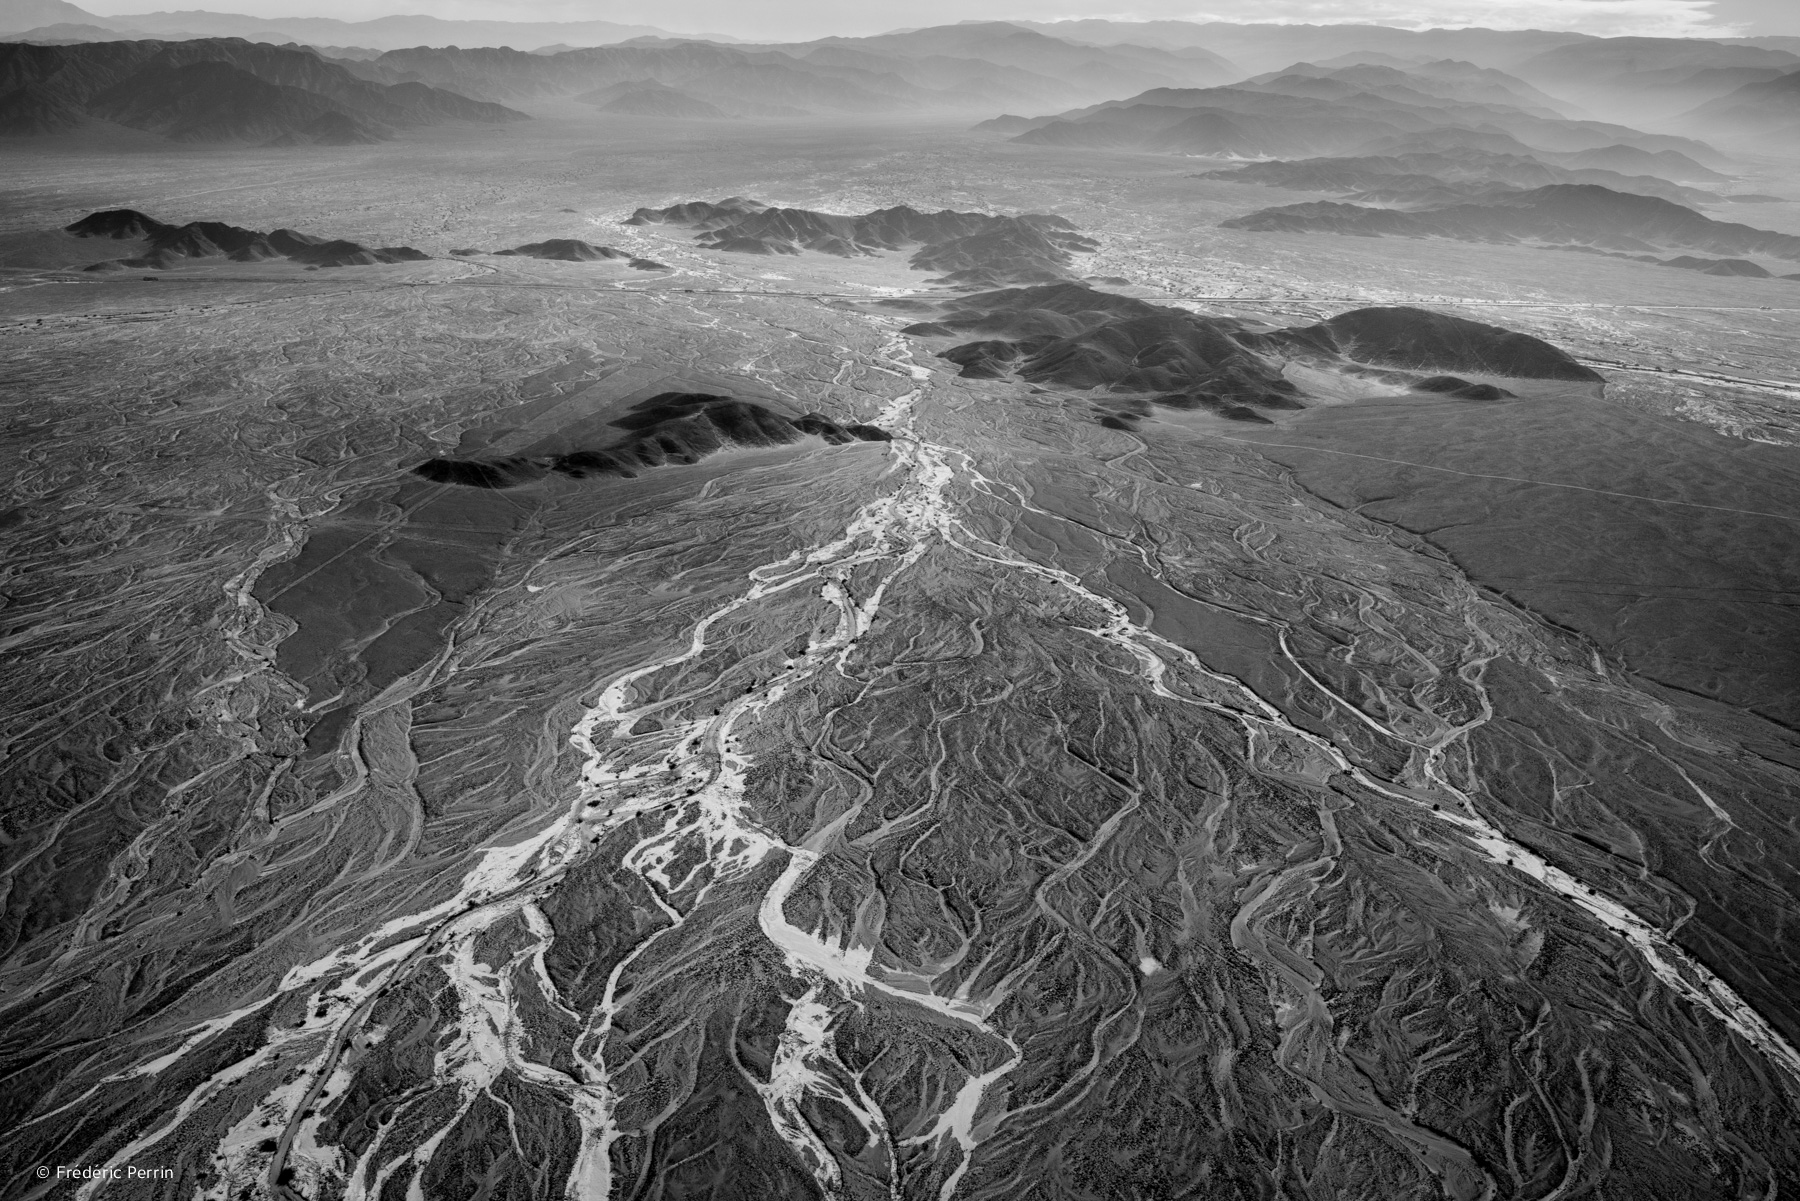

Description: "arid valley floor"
4 107 1800 1201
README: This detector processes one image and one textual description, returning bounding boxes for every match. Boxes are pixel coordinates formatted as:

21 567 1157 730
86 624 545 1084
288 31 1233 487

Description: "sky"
76 0 1800 38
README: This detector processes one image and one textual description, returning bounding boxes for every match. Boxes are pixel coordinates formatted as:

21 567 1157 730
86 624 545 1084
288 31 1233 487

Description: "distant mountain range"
345 24 1240 117
1014 20 1800 76
999 61 1725 167
1508 35 1800 122
0 37 524 140
1011 20 1592 75
0 0 734 51
5 8 1798 160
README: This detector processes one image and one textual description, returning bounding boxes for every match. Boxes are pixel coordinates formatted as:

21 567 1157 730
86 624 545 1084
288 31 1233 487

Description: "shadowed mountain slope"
493 239 631 262
67 207 428 268
0 37 525 140
414 393 891 488
895 283 1598 425
1254 307 1605 381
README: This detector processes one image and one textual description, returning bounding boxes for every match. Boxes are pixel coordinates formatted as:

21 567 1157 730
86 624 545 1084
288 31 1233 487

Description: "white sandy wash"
70 321 1800 1201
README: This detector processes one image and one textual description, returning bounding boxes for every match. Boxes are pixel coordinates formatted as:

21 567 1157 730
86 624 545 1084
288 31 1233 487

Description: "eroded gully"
64 324 1800 1201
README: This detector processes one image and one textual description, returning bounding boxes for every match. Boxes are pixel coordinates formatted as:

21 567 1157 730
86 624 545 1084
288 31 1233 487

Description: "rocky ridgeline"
893 282 1598 427
626 197 1099 285
455 239 670 269
67 208 429 270
415 393 891 488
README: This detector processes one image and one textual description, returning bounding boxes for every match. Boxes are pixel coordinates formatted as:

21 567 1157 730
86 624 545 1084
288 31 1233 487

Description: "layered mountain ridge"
332 25 1240 119
0 37 524 141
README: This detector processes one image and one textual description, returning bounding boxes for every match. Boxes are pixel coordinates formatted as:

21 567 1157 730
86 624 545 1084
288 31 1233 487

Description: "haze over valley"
4 2 1800 1198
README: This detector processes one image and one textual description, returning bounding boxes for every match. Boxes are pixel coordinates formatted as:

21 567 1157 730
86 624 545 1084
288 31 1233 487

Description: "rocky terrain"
68 208 430 269
416 393 892 489
626 198 1099 285
1 20 1799 1201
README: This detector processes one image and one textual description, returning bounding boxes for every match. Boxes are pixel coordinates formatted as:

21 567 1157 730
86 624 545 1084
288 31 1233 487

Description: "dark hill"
494 240 632 262
627 199 1096 284
905 282 1301 413
1257 307 1604 381
908 222 1099 286
414 393 890 488
65 208 169 239
899 284 1599 418
66 208 428 269
1411 375 1516 399
1658 255 1772 277
908 280 1163 340
1223 183 1800 262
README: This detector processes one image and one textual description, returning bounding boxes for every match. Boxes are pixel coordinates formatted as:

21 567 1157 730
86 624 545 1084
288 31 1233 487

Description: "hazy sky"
78 0 1800 39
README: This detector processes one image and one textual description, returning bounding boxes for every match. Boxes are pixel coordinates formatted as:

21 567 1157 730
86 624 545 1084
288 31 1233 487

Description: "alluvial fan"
2 171 1799 1201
